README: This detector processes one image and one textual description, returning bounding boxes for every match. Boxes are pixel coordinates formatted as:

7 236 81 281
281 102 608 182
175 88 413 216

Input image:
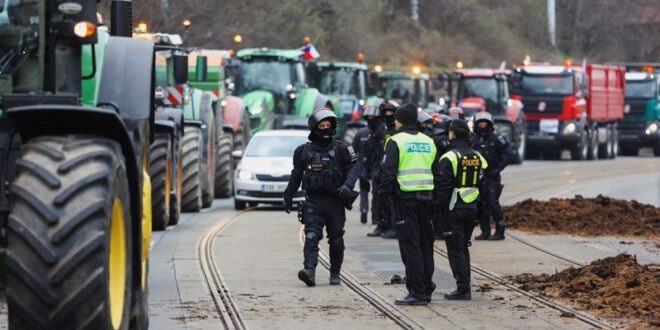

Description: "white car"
233 130 308 210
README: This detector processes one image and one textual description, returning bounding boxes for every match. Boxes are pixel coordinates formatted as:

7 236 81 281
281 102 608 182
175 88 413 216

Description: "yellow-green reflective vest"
389 132 437 192
440 150 489 210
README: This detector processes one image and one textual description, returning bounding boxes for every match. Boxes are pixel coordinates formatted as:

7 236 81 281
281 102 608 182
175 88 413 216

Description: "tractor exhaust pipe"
111 0 133 37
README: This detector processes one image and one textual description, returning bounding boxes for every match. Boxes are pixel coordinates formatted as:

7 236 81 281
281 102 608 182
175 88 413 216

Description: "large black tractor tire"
201 121 217 208
233 131 245 151
214 134 233 198
181 127 203 212
7 136 134 329
149 133 172 230
130 260 149 330
169 139 183 226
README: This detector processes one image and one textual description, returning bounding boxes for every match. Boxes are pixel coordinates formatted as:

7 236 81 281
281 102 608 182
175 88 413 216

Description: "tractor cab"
371 69 433 109
451 69 515 118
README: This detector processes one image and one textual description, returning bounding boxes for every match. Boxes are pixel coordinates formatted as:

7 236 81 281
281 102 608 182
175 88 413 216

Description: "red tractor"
447 68 527 164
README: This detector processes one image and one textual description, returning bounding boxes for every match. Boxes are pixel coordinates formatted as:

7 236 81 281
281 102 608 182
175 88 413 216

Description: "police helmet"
448 107 465 120
308 108 338 129
417 110 433 124
474 111 493 126
362 105 382 119
449 119 469 131
379 100 399 114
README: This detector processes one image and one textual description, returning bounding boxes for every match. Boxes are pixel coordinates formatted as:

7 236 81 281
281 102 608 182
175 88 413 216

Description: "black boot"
298 268 316 287
360 212 368 224
444 289 471 300
474 232 490 240
367 225 385 237
488 223 505 240
381 228 398 239
329 273 341 285
395 295 428 306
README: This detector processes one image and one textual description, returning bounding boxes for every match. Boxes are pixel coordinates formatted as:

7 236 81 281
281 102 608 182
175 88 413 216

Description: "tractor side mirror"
196 55 208 82
173 55 189 85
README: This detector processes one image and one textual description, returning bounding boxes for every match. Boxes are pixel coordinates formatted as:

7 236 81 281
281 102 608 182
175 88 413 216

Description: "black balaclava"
475 121 493 136
310 122 336 147
384 111 395 129
367 118 381 131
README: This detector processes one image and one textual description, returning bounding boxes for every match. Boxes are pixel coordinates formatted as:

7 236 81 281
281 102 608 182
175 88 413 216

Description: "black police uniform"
428 127 451 239
353 120 387 226
353 126 372 223
284 110 358 287
436 135 485 300
379 104 441 305
472 128 512 240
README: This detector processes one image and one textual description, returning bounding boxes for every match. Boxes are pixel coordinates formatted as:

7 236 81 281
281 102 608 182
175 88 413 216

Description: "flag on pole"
302 44 320 60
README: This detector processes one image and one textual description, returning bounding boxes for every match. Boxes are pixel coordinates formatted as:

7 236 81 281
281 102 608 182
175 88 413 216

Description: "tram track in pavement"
431 244 613 329
297 226 425 330
198 210 251 330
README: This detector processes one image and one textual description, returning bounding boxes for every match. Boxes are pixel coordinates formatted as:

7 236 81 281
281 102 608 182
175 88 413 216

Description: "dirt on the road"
503 195 660 237
512 254 660 329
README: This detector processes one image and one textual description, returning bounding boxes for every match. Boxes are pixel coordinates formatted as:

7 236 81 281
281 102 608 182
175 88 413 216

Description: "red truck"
511 62 625 160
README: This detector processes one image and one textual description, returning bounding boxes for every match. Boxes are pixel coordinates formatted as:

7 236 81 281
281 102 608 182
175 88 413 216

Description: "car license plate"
539 119 559 133
262 184 284 193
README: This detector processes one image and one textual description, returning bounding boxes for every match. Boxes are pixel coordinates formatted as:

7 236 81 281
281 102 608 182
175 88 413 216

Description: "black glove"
337 184 354 200
283 196 293 214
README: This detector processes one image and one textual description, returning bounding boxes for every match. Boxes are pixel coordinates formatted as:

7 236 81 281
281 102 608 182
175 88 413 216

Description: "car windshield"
319 68 355 96
459 78 498 103
236 59 293 95
245 135 308 157
384 78 414 102
518 74 574 95
0 0 43 95
625 80 656 98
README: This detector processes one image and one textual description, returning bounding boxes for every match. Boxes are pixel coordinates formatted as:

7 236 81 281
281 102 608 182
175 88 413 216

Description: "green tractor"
1 0 151 328
227 48 334 131
307 59 380 143
370 69 436 109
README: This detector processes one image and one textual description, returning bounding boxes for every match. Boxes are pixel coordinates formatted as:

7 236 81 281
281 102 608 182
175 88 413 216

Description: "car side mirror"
173 55 189 85
231 150 243 159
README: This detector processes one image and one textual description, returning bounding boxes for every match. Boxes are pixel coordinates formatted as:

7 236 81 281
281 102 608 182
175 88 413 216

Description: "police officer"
352 105 384 225
284 109 359 287
418 110 434 137
436 119 488 300
379 103 440 305
366 100 399 238
471 111 512 241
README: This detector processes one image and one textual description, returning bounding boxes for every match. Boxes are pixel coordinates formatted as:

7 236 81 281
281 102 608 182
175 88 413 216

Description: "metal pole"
411 0 419 22
548 0 556 47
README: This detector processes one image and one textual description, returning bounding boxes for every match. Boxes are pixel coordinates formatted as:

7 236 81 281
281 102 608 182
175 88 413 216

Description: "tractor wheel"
7 136 133 329
149 133 171 231
343 127 359 144
201 121 217 208
130 260 149 330
168 138 183 226
233 131 245 151
214 134 233 198
181 127 203 212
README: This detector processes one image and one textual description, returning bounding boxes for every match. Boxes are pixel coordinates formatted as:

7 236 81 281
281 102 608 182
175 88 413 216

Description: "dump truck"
227 48 333 132
511 62 625 160
617 65 660 156
448 68 527 164
1 0 151 327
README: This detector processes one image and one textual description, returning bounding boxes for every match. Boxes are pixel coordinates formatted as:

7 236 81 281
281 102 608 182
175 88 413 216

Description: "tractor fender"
6 105 146 286
155 107 184 135
222 95 245 133
242 90 275 118
184 119 203 128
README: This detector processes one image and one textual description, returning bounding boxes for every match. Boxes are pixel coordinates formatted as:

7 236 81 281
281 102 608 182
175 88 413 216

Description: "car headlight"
646 123 658 135
562 123 576 135
237 170 254 180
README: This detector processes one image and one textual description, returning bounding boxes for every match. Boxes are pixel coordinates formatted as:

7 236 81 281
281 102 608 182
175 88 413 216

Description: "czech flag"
302 44 320 60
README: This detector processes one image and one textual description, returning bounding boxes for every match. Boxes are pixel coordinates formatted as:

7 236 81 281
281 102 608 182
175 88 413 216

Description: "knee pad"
305 231 322 245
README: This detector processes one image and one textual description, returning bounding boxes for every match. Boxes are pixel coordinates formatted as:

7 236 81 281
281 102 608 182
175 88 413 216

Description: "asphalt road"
1 156 658 329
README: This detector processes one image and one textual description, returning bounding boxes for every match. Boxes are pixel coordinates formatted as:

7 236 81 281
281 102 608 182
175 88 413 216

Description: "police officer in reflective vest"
471 111 512 241
436 119 488 300
353 104 385 225
284 109 359 287
379 103 441 305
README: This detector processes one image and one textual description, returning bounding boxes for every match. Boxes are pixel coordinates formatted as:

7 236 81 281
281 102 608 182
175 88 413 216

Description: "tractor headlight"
289 92 297 100
237 170 254 181
645 123 658 135
562 123 576 135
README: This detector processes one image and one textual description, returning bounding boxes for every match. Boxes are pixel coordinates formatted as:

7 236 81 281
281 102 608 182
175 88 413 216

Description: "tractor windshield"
384 78 415 103
0 0 43 95
237 59 294 96
319 68 357 96
625 79 656 98
517 74 574 96
458 78 498 103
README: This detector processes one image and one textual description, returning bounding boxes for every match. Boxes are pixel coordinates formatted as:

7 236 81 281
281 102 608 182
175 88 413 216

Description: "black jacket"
284 138 358 199
471 131 512 180
435 139 482 210
378 125 442 200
